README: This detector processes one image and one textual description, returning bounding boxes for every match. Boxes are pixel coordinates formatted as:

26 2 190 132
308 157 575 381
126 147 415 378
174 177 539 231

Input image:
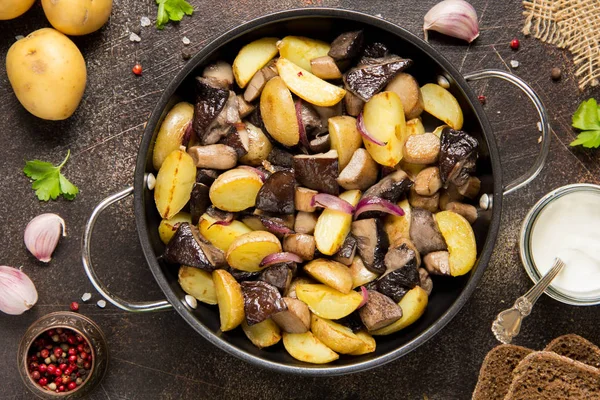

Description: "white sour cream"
530 190 600 298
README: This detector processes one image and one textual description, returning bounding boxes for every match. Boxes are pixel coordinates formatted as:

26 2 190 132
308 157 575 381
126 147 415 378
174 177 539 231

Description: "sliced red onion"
357 112 386 146
354 196 405 219
260 252 303 267
238 165 266 182
182 121 193 147
260 218 294 235
295 99 310 149
358 286 369 309
208 219 233 228
310 193 355 214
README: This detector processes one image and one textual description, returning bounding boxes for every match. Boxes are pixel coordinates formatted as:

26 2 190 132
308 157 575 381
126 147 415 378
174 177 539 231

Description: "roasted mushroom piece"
163 223 226 271
418 268 433 296
351 218 388 274
328 30 365 63
333 235 357 266
189 183 210 225
259 263 295 294
267 147 294 168
358 290 403 331
361 42 390 59
240 281 287 326
363 169 413 203
409 208 447 255
188 144 238 170
218 126 249 158
193 77 232 145
202 61 234 88
195 169 219 186
344 55 413 102
423 251 451 276
439 127 479 187
283 233 316 261
255 170 296 214
337 148 379 191
377 242 421 302
292 150 340 195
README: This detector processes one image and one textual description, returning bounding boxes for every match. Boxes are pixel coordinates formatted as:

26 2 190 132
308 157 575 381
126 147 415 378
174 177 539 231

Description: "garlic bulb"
24 213 66 263
424 0 479 43
0 266 38 315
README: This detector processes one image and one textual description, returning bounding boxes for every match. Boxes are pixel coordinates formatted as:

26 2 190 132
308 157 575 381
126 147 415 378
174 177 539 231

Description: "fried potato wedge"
348 330 377 355
296 284 362 320
226 231 282 272
304 258 353 294
435 211 477 276
311 315 363 354
314 190 361 255
198 214 252 252
154 150 196 219
277 36 330 72
242 319 281 349
371 286 428 335
209 167 263 212
233 37 279 88
158 212 192 245
421 83 463 130
178 266 217 305
213 269 245 331
282 331 339 364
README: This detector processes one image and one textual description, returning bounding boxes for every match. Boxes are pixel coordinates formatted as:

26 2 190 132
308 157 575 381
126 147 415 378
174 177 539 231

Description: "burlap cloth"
523 0 600 90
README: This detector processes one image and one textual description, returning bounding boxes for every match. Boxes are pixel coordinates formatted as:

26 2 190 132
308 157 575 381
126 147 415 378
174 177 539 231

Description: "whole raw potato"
42 0 112 36
0 0 36 20
6 28 87 120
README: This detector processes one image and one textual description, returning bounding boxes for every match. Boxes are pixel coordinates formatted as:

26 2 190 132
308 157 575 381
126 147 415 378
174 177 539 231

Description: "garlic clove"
423 0 480 43
0 266 38 315
24 213 66 263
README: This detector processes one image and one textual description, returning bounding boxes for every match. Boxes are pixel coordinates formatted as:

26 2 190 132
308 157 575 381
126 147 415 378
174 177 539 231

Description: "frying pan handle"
82 182 173 312
464 69 551 209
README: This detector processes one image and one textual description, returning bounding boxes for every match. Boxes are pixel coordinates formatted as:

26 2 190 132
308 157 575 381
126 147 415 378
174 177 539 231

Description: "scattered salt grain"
184 295 197 309
510 60 520 68
97 300 106 309
140 16 151 27
81 293 92 302
129 32 141 42
15 35 24 41
182 36 191 45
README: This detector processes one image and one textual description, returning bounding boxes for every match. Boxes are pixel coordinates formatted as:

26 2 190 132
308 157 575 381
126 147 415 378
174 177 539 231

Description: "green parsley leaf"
155 0 193 29
23 150 79 201
570 98 600 148
572 99 600 131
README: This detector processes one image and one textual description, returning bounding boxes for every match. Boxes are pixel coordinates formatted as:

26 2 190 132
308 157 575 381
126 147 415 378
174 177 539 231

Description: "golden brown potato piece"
271 297 311 333
296 284 362 320
349 256 379 289
198 214 252 252
276 58 346 107
239 123 273 166
435 211 477 276
212 269 245 331
260 76 300 147
362 91 407 167
278 36 330 72
209 167 264 212
233 37 279 89
225 231 282 272
154 150 197 219
311 315 363 354
385 73 424 120
457 176 481 199
348 330 376 355
158 212 192 245
285 277 316 299
314 190 362 255
329 116 362 170
403 132 441 165
242 319 281 349
421 83 463 130
178 266 217 305
153 102 194 170
304 259 353 294
282 331 339 364
383 198 411 246
371 286 429 335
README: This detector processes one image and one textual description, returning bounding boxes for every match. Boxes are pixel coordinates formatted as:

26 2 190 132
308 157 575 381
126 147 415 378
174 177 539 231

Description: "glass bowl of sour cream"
520 183 600 305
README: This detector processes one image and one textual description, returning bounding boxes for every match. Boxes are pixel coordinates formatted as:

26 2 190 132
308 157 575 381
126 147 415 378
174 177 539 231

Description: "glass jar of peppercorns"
17 312 108 399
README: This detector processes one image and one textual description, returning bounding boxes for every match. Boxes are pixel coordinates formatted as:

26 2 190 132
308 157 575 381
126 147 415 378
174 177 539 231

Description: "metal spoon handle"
523 258 565 306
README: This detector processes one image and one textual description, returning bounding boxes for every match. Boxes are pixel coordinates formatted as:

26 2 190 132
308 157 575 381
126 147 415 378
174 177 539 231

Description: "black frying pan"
82 8 550 376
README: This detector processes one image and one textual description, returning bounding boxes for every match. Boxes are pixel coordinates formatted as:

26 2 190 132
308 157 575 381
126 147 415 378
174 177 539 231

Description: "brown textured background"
1 0 599 398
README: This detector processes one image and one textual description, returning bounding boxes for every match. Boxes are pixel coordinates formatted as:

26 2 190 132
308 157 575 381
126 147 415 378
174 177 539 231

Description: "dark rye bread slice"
545 334 600 369
472 344 534 400
504 351 600 400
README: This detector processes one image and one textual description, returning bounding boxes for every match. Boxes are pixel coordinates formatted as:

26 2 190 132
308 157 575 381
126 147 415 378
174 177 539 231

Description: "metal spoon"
492 257 565 344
